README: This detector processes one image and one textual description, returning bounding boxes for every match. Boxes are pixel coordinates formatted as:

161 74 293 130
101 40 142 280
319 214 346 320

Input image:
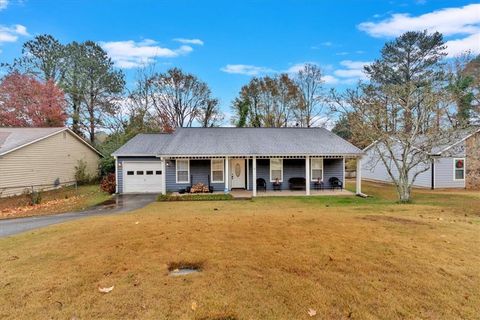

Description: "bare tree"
231 74 302 127
331 31 453 203
294 63 328 127
150 68 221 128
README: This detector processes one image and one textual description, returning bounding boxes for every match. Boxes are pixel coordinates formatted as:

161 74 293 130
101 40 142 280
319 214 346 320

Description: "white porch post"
114 156 119 194
161 157 167 195
305 156 310 196
246 158 250 191
356 156 362 195
252 156 257 197
342 156 346 188
224 156 230 193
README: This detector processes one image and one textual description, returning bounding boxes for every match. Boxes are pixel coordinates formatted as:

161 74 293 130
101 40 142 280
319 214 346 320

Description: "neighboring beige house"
0 127 102 197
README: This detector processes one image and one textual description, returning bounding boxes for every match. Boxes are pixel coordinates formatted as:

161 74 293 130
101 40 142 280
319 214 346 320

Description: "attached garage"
122 161 164 194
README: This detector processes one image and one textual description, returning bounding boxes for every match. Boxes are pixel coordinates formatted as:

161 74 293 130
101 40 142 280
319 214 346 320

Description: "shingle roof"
113 127 363 156
0 127 66 156
112 133 173 156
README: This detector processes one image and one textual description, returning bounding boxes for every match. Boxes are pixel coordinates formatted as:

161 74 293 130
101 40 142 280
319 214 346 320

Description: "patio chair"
328 177 343 190
256 178 267 192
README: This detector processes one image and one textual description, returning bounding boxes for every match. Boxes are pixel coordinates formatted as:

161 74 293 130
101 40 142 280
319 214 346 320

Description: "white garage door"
123 162 163 193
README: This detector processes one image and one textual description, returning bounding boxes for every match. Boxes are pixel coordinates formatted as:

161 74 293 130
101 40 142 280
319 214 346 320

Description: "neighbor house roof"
0 127 102 157
112 127 363 157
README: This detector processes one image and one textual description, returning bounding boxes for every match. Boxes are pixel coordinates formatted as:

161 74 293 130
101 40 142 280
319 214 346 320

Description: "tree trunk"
396 174 412 203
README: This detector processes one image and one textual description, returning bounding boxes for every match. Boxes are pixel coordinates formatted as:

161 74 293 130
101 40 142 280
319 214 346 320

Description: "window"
311 158 324 181
176 159 190 183
136 171 144 175
270 158 283 182
211 159 224 183
146 171 153 175
155 171 162 175
454 158 465 180
127 171 134 176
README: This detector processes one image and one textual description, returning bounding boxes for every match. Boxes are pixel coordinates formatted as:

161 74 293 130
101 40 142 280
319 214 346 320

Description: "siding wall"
0 131 100 197
363 142 468 189
165 159 225 192
362 145 432 188
434 157 466 188
117 156 161 194
248 158 344 191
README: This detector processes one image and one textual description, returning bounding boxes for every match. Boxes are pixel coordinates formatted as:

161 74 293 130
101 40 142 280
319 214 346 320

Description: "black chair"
328 177 343 190
256 178 267 192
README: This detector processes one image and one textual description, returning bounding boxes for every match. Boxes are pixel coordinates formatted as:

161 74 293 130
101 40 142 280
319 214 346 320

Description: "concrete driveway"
0 194 157 238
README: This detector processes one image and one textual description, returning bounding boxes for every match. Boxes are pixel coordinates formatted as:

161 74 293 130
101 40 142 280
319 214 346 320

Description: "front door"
230 159 245 189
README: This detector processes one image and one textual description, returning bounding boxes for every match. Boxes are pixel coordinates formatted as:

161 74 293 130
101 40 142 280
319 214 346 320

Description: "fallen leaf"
135 221 139 225
191 301 198 311
308 308 317 317
98 285 114 293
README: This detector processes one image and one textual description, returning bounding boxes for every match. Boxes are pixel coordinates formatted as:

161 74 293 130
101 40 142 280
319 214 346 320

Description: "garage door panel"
123 162 163 193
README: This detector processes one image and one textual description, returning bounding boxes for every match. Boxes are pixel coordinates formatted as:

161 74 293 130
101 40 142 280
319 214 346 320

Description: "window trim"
311 158 324 182
210 159 225 183
269 158 284 182
176 159 190 184
453 158 466 181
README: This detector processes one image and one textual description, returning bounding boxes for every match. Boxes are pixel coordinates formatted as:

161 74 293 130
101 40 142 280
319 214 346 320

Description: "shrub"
100 173 116 194
30 191 42 205
75 160 92 185
158 193 233 201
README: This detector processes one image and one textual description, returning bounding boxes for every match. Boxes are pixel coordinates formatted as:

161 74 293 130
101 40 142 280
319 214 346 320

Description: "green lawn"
0 182 479 319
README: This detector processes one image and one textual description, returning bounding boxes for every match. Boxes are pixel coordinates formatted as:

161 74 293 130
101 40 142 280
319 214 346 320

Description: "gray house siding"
117 156 161 194
248 158 344 191
363 147 432 188
434 157 465 188
363 142 467 189
165 159 225 192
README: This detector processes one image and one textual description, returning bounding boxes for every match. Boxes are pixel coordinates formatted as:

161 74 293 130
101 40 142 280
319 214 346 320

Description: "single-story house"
0 127 102 197
362 128 480 189
112 127 364 196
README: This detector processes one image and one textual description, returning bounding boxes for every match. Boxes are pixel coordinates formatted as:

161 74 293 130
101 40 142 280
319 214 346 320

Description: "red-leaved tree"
0 72 66 127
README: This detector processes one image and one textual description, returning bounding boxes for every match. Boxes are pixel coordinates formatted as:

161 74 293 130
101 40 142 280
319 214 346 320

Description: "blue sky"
1 0 479 123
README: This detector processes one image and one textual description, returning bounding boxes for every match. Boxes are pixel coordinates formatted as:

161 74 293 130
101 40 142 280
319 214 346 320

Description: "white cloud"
322 75 339 85
101 39 193 68
173 38 204 45
445 32 480 56
0 24 29 43
0 0 8 10
358 4 480 57
358 4 480 37
220 64 274 76
332 60 371 82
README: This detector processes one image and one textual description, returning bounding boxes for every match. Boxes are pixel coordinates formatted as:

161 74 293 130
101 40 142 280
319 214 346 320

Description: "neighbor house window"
176 159 190 183
454 158 465 180
311 158 324 181
270 158 283 182
211 159 224 183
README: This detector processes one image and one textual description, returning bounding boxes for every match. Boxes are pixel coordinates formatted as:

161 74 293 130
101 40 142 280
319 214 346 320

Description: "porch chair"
328 177 343 190
256 178 267 192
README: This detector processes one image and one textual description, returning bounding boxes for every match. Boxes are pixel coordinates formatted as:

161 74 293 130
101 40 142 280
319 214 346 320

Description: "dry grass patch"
0 183 479 319
0 185 111 219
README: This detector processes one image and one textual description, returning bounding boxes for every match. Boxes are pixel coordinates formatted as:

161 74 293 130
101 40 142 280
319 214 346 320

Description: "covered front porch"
163 155 363 197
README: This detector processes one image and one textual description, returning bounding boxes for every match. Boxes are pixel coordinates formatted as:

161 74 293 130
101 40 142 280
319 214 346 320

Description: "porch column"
161 157 167 195
252 156 257 197
305 156 310 195
224 156 230 193
356 156 362 195
114 156 118 194
246 158 250 191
